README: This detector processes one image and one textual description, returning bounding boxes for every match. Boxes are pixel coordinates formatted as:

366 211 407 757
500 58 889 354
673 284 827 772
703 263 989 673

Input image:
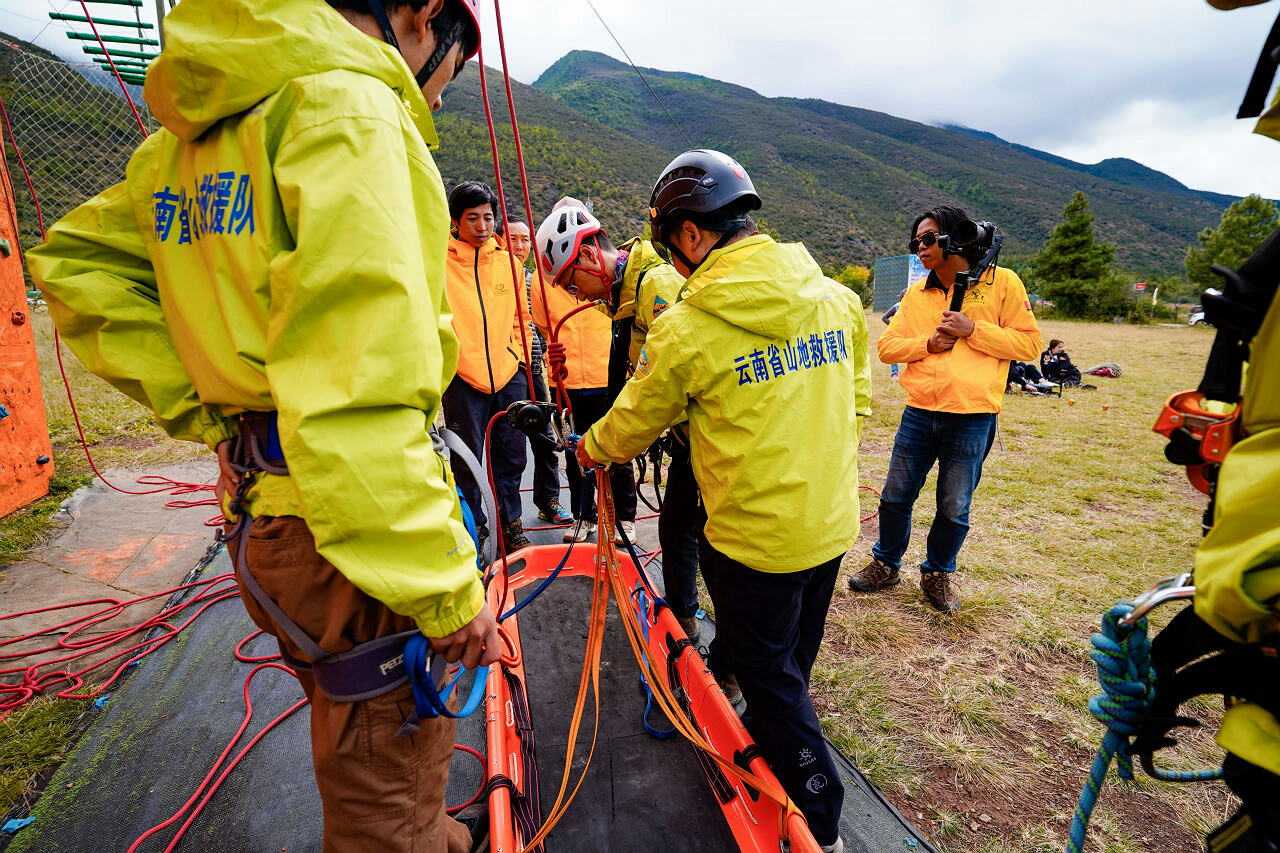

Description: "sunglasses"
908 231 940 254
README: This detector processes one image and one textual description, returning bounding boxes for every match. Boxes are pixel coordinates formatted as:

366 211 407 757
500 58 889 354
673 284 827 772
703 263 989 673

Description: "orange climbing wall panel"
0 124 54 516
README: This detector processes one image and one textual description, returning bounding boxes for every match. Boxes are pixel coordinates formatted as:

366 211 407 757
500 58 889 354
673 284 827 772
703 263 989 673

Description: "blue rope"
404 634 488 719
1066 603 1223 852
632 588 675 739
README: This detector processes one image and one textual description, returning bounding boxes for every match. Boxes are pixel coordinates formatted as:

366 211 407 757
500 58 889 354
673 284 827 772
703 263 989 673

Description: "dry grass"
814 315 1233 850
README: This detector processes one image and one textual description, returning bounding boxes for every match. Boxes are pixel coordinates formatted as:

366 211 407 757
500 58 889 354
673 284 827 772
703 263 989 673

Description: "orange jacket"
529 273 612 391
445 235 532 393
877 265 1041 414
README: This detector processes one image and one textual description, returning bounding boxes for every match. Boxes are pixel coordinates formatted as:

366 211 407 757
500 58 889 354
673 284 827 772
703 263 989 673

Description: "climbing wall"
0 122 52 516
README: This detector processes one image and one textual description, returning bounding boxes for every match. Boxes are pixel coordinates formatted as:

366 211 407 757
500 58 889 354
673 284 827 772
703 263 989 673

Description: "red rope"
75 0 149 138
0 87 215 503
474 49 536 402
490 0 571 420
0 573 239 719
126 661 305 853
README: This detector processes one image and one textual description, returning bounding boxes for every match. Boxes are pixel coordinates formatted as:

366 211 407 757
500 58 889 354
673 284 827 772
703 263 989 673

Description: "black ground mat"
511 573 738 850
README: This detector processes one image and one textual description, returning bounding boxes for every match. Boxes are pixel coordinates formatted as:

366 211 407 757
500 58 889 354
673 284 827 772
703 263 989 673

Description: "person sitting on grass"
1041 339 1087 386
1008 361 1056 394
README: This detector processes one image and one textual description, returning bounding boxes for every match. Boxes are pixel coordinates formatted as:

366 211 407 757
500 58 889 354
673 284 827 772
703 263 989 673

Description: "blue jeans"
872 406 998 574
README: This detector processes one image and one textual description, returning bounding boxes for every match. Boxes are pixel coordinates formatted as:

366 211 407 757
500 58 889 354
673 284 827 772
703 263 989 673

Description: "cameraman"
848 206 1041 612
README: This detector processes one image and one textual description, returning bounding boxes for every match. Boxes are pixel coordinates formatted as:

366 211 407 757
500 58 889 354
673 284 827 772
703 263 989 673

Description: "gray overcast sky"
4 0 1279 200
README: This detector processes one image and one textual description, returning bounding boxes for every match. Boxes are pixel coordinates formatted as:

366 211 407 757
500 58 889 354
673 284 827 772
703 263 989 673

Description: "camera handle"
947 234 1004 312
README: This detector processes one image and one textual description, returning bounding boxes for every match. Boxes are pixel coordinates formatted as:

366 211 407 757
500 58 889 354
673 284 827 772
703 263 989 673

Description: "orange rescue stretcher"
481 499 822 853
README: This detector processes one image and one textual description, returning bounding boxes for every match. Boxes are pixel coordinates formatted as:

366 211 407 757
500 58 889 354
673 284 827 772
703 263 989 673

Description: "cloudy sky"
4 0 1279 199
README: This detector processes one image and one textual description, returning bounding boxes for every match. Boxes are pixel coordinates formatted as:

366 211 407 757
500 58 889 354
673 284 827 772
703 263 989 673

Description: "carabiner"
1117 572 1195 628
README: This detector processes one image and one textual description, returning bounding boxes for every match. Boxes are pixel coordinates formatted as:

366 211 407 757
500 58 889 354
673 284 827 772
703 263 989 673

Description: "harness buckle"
1118 572 1195 628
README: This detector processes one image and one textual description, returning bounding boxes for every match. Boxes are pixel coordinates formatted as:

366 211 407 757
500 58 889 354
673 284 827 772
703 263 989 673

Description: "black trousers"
701 544 846 847
658 441 704 619
442 373 527 535
565 388 636 523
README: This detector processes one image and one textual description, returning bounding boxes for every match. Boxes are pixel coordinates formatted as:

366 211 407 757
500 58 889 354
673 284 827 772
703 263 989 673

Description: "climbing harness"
219 411 487 727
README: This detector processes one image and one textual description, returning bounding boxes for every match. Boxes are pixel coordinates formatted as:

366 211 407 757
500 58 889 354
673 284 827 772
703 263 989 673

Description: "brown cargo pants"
233 515 474 853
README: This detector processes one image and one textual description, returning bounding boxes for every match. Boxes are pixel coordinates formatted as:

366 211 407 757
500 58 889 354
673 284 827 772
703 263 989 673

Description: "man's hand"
430 603 501 670
937 310 975 337
215 439 240 513
546 340 568 383
575 441 600 471
927 331 957 353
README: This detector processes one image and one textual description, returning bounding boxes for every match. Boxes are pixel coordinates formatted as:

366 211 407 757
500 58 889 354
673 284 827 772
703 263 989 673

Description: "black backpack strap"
1238 7 1280 119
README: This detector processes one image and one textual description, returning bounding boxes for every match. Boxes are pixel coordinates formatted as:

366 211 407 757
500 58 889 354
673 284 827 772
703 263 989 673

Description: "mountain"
530 51 1238 276
941 124 1238 209
1 33 1237 280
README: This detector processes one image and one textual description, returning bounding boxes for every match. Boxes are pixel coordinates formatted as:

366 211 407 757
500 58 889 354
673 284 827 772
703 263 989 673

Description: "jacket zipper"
475 248 496 394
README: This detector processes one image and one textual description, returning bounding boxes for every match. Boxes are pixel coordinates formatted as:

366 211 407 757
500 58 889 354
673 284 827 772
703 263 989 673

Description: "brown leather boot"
502 520 531 552
676 614 700 642
921 570 960 613
847 557 901 593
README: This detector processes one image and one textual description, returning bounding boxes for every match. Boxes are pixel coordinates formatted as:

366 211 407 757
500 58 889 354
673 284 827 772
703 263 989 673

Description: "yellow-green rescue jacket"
1194 288 1280 776
584 235 872 571
26 0 482 638
613 238 686 369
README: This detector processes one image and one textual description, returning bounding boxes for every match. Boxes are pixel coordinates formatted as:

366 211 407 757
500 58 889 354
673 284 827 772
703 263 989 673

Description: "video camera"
938 219 998 259
940 219 1004 312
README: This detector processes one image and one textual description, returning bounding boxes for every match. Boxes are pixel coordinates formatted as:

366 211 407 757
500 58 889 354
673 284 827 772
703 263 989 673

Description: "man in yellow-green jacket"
535 198 706 630
27 1 494 850
576 150 871 853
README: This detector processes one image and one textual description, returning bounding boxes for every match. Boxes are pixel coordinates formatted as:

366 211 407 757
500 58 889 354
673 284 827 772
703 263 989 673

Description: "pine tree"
1030 191 1117 317
1185 194 1278 293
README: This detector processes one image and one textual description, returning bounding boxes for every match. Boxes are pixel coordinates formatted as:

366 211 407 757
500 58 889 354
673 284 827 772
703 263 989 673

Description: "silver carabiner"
1117 572 1195 628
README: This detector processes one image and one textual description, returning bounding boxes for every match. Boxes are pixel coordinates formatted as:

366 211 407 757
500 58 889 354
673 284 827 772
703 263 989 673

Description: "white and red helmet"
455 0 481 61
535 198 604 282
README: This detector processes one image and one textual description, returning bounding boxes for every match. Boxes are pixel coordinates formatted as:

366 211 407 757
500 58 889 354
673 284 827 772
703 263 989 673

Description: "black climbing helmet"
648 149 761 246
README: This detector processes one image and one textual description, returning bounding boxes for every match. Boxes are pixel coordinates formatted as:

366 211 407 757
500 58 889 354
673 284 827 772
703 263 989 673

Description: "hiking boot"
847 557 901 593
677 614 700 642
454 800 490 853
563 521 596 543
921 570 960 613
502 520 531 552
820 839 844 853
536 499 573 525
717 673 746 715
614 520 636 546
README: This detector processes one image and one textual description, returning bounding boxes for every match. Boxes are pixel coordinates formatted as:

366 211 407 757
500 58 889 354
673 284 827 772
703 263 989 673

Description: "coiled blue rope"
1067 603 1222 852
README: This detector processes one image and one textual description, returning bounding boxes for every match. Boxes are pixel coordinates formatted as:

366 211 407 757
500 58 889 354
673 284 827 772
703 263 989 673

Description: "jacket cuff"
412 575 486 638
201 415 239 452
582 429 613 464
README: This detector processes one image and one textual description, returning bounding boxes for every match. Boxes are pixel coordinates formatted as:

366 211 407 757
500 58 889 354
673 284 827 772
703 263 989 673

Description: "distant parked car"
1188 306 1209 326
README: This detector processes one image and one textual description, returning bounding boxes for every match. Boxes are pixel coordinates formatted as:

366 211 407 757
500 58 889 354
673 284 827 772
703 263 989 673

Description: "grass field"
4 309 1231 851
817 316 1231 852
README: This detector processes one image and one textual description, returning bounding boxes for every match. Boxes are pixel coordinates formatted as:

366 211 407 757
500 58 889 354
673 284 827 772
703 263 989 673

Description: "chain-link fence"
1 44 155 255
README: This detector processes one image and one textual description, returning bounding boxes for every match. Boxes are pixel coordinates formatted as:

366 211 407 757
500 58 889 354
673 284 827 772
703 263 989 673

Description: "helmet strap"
366 0 401 50
665 225 741 277
365 0 467 90
416 7 468 88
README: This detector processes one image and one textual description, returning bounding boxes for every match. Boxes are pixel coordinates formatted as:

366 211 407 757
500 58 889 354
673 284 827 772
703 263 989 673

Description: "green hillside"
533 50 1238 277
0 34 1241 281
429 63 669 244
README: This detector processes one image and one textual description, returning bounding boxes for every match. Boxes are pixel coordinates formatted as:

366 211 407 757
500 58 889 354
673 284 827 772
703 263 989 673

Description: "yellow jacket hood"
145 0 438 147
680 235 830 341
